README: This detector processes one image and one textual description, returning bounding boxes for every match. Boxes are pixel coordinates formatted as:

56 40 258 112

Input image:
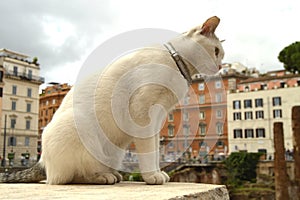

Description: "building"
0 48 44 166
38 83 71 156
160 68 248 162
0 64 3 164
227 70 300 158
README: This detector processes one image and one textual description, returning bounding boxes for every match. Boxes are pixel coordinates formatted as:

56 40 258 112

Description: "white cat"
0 16 224 185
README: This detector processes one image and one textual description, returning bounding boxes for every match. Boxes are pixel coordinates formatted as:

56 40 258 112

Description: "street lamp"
1 115 7 167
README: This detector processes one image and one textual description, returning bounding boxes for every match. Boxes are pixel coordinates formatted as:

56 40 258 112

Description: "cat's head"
183 16 224 72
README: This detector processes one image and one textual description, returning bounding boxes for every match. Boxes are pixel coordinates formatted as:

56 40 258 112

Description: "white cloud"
1 0 300 85
42 15 76 47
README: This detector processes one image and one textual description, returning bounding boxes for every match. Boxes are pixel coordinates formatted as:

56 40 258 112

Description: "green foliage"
278 41 300 73
32 57 38 64
125 172 143 181
224 152 262 187
121 172 143 181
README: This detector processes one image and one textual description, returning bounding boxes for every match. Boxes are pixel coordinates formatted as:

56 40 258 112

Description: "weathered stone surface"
0 181 229 200
292 106 300 200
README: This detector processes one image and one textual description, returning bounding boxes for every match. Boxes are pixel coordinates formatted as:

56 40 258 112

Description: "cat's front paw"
112 171 123 183
142 171 170 185
95 172 119 184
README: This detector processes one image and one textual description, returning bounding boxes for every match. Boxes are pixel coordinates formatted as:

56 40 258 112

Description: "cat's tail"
0 162 46 183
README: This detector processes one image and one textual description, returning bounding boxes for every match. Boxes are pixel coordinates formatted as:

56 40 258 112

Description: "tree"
278 41 300 73
224 152 262 187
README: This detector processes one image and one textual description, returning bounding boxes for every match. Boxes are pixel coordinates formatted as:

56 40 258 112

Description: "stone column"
292 106 300 197
274 122 290 200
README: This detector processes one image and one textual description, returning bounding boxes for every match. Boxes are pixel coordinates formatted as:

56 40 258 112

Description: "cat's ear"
186 16 220 37
200 16 220 36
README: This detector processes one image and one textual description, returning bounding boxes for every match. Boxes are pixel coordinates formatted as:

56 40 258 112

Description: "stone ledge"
0 181 229 200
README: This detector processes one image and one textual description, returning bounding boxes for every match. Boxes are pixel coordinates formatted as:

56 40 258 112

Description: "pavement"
0 181 229 200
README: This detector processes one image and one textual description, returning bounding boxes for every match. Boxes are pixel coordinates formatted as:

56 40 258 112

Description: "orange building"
38 83 71 156
160 71 248 162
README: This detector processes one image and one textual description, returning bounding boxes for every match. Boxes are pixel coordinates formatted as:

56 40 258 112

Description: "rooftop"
0 48 39 66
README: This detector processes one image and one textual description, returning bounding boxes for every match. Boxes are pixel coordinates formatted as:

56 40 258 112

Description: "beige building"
227 70 300 158
0 48 44 166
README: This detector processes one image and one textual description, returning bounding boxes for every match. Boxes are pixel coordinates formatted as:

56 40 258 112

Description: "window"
199 94 205 104
168 124 174 137
198 83 204 90
245 129 254 138
233 100 241 109
216 122 223 136
167 141 174 148
215 93 222 103
0 71 3 82
168 113 174 122
245 86 250 91
217 140 224 147
183 96 190 105
260 83 267 90
199 141 207 148
26 120 31 130
216 110 223 118
25 137 30 146
183 112 189 121
244 99 252 108
245 111 253 120
256 128 265 138
27 88 32 98
273 97 281 106
11 101 16 110
199 111 205 119
233 112 242 120
26 103 31 112
255 98 263 107
10 119 16 128
13 66 18 76
234 129 243 138
8 136 17 146
46 100 49 106
52 99 56 105
0 88 3 97
273 109 282 118
183 140 189 149
12 85 17 95
183 125 190 136
199 123 206 136
28 70 32 79
256 111 264 119
215 80 222 89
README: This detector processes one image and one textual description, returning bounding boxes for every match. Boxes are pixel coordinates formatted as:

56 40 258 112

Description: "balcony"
5 70 45 84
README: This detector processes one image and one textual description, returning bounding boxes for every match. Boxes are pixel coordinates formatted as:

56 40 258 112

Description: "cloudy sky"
0 0 299 87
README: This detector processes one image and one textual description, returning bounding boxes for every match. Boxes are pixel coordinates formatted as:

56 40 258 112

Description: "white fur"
40 17 224 185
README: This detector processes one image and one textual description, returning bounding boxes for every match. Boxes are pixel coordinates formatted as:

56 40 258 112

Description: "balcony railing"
5 70 45 84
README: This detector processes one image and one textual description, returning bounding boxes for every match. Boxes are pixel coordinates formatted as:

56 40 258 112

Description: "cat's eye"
215 47 220 57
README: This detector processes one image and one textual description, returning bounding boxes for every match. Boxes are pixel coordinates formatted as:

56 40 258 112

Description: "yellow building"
0 48 44 167
227 71 300 158
0 64 3 165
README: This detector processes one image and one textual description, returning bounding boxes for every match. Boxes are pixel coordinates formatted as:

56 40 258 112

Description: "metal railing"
5 70 45 83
